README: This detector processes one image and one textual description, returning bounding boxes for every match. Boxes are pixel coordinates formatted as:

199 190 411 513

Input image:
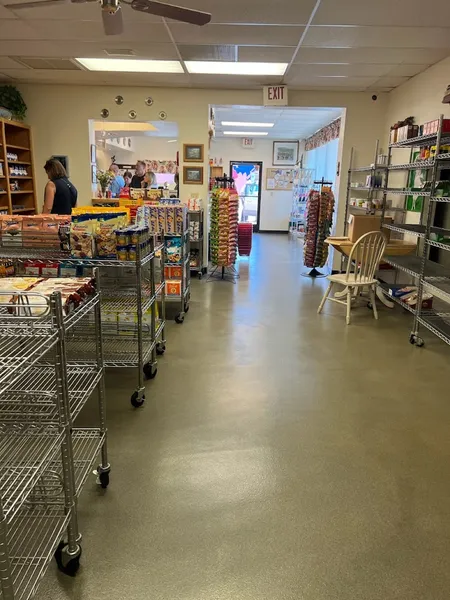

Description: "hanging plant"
0 85 27 121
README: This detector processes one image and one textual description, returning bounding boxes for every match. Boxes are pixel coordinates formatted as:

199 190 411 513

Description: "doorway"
230 161 262 232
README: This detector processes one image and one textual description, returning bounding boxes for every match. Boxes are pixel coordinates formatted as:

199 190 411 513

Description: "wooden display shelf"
0 117 37 215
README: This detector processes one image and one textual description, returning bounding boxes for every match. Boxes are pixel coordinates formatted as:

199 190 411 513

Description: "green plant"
96 169 113 191
0 85 27 121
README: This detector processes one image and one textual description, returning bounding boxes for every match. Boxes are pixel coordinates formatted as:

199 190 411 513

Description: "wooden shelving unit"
0 117 37 215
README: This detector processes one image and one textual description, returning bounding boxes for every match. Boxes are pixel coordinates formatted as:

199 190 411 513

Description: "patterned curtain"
305 119 341 151
144 160 178 174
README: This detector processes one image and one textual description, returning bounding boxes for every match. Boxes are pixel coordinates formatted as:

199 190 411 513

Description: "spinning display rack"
0 272 109 599
289 167 315 238
209 177 239 283
303 179 335 277
0 231 166 408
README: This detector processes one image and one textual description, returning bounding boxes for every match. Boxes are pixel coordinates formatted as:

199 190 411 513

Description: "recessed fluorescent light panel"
186 61 287 76
221 121 274 127
223 131 268 136
75 58 183 73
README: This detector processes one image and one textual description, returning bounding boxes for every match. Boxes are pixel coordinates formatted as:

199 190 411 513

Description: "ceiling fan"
4 0 211 35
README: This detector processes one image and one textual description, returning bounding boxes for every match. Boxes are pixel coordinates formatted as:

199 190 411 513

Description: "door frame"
230 160 263 232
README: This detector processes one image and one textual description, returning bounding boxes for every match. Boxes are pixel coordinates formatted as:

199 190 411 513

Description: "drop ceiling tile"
169 24 304 46
0 71 13 81
238 46 295 62
294 47 450 65
0 57 27 69
314 0 450 27
28 19 171 42
368 76 411 88
0 19 41 39
304 26 450 49
286 74 379 88
0 3 16 19
384 64 430 77
189 74 284 88
288 63 394 78
0 41 61 57
165 0 316 24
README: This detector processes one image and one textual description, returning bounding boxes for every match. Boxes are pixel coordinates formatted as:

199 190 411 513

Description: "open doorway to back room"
209 105 344 240
88 119 179 200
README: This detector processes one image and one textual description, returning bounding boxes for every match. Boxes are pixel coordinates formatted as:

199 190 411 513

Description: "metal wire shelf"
385 188 431 196
6 504 71 600
378 283 416 314
0 364 102 423
437 153 450 161
388 160 435 170
427 239 450 252
0 247 154 268
383 223 425 237
0 424 64 522
350 165 387 172
389 133 450 148
417 313 450 345
430 196 450 203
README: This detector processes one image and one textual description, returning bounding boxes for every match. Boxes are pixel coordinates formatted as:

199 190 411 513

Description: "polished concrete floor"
37 234 450 600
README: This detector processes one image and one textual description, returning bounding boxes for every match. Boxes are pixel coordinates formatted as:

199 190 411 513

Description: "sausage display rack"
0 272 110 599
0 231 166 408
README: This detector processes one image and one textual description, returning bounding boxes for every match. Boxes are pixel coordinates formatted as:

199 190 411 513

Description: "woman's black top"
51 176 78 215
130 174 145 189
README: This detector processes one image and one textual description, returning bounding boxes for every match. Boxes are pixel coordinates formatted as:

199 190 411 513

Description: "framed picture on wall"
90 144 96 164
91 164 97 184
183 166 203 184
273 141 299 166
183 144 204 162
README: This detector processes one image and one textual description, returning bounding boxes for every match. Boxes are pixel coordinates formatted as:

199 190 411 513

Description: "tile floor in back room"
36 233 450 600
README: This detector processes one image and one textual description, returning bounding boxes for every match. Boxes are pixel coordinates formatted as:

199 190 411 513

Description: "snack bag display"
165 236 182 264
70 215 97 258
157 206 166 233
22 216 43 248
0 216 22 247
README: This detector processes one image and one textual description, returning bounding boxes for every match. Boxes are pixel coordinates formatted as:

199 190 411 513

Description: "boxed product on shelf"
70 215 96 258
157 206 166 233
165 206 176 233
0 260 14 277
175 206 187 234
401 290 433 309
189 220 200 241
388 285 417 298
347 215 393 242
164 265 183 279
165 280 181 296
423 119 450 136
0 215 22 247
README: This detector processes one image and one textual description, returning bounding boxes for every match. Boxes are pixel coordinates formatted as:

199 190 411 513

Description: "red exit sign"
263 85 288 106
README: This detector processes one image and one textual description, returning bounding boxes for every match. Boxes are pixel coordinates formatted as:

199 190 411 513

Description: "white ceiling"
0 0 449 91
94 120 179 139
213 105 343 139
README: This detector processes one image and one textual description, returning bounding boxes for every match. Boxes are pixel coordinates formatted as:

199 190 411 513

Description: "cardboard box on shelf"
164 265 183 279
165 280 181 296
347 215 393 242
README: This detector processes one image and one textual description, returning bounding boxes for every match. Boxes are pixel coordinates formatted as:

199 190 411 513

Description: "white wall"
210 137 300 231
96 135 178 171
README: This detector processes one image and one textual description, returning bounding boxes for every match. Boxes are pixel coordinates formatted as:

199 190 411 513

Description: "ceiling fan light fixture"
75 58 184 73
185 61 288 76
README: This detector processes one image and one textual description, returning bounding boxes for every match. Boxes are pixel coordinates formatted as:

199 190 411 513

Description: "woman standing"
42 158 78 214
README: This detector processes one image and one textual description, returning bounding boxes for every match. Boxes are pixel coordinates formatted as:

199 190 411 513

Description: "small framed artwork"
90 144 96 164
183 166 203 184
273 141 299 166
183 143 204 162
91 164 97 184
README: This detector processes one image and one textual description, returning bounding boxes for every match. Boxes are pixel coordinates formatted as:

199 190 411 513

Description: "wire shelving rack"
380 114 450 347
188 209 204 279
0 277 110 600
0 232 166 408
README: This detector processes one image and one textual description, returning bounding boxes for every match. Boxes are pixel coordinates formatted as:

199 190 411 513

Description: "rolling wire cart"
0 231 166 409
188 209 204 279
0 274 110 599
164 230 191 324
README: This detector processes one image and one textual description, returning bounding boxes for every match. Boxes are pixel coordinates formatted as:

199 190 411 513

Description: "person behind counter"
43 158 78 214
109 163 125 197
123 171 133 187
130 160 147 188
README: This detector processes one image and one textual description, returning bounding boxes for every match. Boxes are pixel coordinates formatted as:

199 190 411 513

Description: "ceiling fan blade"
102 6 124 35
4 0 68 9
131 0 211 26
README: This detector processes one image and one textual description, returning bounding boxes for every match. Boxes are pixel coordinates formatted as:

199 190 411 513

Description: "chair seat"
327 273 378 287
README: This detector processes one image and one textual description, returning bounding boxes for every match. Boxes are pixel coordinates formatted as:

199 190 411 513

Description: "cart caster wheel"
198 272 203 280
98 470 110 489
156 343 166 355
54 542 82 577
175 313 184 324
184 303 190 313
409 334 424 347
130 392 145 408
367 302 373 310
143 362 157 380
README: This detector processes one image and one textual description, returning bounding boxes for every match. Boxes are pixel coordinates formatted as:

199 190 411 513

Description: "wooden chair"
317 231 387 324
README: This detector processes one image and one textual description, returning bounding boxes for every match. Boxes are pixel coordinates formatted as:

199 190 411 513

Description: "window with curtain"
304 138 339 187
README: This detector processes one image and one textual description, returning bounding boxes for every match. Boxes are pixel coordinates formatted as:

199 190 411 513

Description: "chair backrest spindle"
345 231 387 284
